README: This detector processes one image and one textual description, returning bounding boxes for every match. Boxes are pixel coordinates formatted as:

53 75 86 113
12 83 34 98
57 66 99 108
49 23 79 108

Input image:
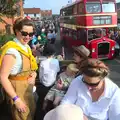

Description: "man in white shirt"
61 59 120 120
35 43 60 120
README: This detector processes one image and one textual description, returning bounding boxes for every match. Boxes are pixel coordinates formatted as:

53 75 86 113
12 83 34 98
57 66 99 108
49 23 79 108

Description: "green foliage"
0 0 18 17
0 0 25 18
0 34 15 47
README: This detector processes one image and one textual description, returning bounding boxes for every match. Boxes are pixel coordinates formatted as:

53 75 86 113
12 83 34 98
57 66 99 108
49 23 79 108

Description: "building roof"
41 10 52 16
24 8 41 14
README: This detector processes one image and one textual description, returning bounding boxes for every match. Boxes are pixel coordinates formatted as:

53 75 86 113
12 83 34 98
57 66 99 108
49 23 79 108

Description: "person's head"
43 43 56 57
44 104 87 120
42 28 45 33
48 30 51 33
66 63 79 76
80 58 109 91
13 17 35 45
73 45 90 64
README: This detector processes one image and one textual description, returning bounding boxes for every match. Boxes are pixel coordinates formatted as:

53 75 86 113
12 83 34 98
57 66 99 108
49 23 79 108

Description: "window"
78 29 87 43
102 2 115 12
78 3 84 14
103 28 106 36
88 29 102 41
86 2 101 13
93 16 112 25
73 4 77 14
34 14 36 17
62 7 73 16
72 31 77 40
60 9 66 16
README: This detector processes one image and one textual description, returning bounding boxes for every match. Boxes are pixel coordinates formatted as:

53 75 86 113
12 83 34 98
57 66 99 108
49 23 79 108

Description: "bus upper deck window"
102 2 115 12
86 2 101 13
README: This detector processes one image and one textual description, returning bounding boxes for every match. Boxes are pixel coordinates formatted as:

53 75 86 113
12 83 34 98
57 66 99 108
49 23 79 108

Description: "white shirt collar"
13 38 28 52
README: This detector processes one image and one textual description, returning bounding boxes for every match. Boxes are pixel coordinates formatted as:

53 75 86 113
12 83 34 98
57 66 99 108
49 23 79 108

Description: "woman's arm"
0 54 27 112
0 54 17 99
109 89 120 120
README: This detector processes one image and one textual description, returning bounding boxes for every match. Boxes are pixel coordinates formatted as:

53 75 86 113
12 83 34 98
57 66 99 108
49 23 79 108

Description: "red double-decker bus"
60 0 117 59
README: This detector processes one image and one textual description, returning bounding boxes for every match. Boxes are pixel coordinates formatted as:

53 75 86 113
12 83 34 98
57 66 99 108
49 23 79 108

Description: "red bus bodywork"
60 0 117 59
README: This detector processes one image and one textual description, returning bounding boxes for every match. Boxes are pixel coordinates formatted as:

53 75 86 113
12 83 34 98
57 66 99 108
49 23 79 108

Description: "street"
106 58 120 87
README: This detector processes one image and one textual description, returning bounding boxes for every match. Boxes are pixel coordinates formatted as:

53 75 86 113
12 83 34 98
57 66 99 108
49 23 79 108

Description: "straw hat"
67 63 79 72
44 104 84 120
73 45 90 58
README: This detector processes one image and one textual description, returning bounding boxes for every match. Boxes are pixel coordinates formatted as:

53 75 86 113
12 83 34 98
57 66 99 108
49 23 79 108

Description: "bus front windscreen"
86 2 101 13
88 29 103 41
102 2 115 12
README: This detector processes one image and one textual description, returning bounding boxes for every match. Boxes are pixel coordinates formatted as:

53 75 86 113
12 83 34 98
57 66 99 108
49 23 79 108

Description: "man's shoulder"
51 58 59 63
70 75 83 86
105 77 120 97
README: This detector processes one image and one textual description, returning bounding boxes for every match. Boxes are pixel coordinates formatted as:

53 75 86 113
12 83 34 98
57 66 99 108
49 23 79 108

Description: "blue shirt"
31 36 38 45
47 33 53 40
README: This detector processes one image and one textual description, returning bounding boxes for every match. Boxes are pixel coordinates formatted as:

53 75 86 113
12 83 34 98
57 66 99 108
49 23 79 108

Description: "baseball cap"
44 104 84 120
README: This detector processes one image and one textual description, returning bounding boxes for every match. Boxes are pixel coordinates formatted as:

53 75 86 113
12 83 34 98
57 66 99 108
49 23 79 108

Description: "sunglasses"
82 78 101 87
20 31 34 37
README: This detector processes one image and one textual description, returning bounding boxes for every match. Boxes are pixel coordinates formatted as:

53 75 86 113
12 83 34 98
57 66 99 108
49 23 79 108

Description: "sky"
24 0 120 14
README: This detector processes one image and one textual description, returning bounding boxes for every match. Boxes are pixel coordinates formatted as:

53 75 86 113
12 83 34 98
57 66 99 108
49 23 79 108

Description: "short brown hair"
80 59 109 78
13 17 35 35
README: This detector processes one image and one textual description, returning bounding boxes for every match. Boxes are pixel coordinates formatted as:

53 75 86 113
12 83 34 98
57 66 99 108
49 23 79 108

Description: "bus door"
69 30 78 47
77 28 88 47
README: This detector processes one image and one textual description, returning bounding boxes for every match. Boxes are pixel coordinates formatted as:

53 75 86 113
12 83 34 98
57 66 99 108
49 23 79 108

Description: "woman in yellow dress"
0 17 38 120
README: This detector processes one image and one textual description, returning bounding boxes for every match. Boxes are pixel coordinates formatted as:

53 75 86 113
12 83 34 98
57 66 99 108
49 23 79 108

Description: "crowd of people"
29 19 58 57
0 17 120 120
109 29 120 46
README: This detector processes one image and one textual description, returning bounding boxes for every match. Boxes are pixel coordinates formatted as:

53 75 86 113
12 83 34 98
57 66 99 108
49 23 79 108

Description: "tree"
0 0 19 16
0 0 24 34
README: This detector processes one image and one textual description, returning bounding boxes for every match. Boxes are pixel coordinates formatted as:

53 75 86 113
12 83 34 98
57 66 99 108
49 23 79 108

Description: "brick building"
0 0 24 34
24 8 52 19
24 8 41 20
41 10 52 18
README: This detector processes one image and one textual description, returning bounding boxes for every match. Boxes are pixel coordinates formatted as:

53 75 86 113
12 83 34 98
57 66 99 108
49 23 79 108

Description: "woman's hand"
28 72 37 85
14 98 27 113
56 80 63 90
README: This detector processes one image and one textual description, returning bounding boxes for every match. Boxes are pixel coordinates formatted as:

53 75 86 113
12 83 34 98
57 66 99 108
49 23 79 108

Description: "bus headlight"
112 47 115 51
92 48 95 52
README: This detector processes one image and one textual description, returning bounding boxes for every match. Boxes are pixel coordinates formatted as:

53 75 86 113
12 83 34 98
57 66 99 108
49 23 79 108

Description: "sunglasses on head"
20 31 34 37
82 78 101 87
